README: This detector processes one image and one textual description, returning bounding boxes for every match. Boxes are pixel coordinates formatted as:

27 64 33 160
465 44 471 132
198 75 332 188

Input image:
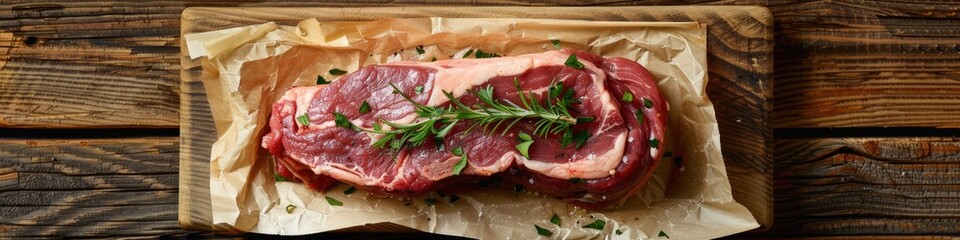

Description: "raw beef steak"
262 49 667 209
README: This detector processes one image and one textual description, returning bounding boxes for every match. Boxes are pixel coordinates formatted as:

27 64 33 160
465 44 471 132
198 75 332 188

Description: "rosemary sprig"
338 77 593 152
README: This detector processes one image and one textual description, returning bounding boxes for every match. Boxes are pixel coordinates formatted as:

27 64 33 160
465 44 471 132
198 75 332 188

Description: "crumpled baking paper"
185 17 758 239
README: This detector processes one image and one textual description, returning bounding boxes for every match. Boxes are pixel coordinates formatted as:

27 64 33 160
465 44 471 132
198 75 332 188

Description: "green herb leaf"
462 49 474 58
343 186 357 195
534 225 553 237
416 45 425 54
449 194 460 203
659 230 669 238
518 132 533 142
564 54 585 69
622 92 634 102
317 75 330 84
550 39 561 50
474 49 500 59
430 57 437 62
569 178 586 184
636 109 645 124
329 68 347 75
550 214 561 226
451 146 464 156
415 86 424 93
616 229 624 235
285 204 296 213
582 219 606 230
372 121 382 131
325 196 343 206
515 141 533 159
296 114 311 126
333 112 353 129
644 98 654 108
573 131 591 149
452 154 468 175
576 116 595 124
650 138 660 149
359 101 371 114
275 174 288 182
425 198 436 206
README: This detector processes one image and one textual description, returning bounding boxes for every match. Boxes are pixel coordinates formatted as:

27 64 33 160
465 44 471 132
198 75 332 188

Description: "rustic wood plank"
179 5 773 233
769 0 960 128
764 137 960 236
0 137 187 238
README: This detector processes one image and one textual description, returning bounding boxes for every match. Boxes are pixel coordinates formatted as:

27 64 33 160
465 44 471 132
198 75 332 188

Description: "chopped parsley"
325 196 343 206
462 49 475 58
274 174 288 182
564 54 585 69
534 225 553 237
550 214 561 226
452 153 467 175
296 114 311 126
359 101 371 114
622 92 634 102
550 39 561 50
415 85 424 93
516 132 534 159
343 186 357 195
474 49 500 58
415 45 425 54
333 112 353 129
316 75 330 84
329 68 347 75
650 138 660 149
582 219 605 230
616 229 624 235
659 230 670 238
644 98 654 108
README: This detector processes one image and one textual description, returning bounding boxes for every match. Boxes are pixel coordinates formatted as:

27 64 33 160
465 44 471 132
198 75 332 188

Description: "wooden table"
2 1 958 238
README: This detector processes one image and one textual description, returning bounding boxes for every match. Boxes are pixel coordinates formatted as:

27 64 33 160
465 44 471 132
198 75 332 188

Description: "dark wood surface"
1 0 958 238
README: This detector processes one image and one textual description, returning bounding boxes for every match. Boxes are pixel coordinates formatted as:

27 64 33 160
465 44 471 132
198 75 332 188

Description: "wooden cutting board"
179 6 773 234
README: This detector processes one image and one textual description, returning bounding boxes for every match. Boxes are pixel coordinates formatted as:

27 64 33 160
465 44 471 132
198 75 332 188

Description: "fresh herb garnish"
317 75 330 84
616 229 624 235
534 225 553 237
415 86 424 93
565 54 585 69
343 186 357 195
659 230 670 238
582 219 605 230
275 174 288 182
329 68 347 75
425 198 436 206
550 39 561 50
650 138 660 149
325 196 343 206
430 57 437 62
622 92 634 102
636 110 644 124
474 49 500 58
550 214 561 226
285 204 296 213
416 45 425 54
452 152 468 175
644 98 653 108
296 114 311 126
451 146 464 156
516 132 534 158
333 112 354 129
342 77 590 153
359 101 371 114
462 49 475 58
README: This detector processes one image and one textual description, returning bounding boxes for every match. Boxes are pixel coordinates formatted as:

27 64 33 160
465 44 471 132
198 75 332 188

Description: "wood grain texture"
178 5 774 233
762 137 960 237
0 137 187 238
769 0 960 128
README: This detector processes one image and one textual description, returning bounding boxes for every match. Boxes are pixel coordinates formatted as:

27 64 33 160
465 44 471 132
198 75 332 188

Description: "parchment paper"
185 17 759 239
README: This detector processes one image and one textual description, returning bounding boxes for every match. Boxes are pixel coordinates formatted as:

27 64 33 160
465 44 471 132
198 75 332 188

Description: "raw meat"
262 49 667 209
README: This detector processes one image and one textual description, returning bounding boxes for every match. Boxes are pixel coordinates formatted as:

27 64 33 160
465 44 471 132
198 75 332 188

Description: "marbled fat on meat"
261 50 668 209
